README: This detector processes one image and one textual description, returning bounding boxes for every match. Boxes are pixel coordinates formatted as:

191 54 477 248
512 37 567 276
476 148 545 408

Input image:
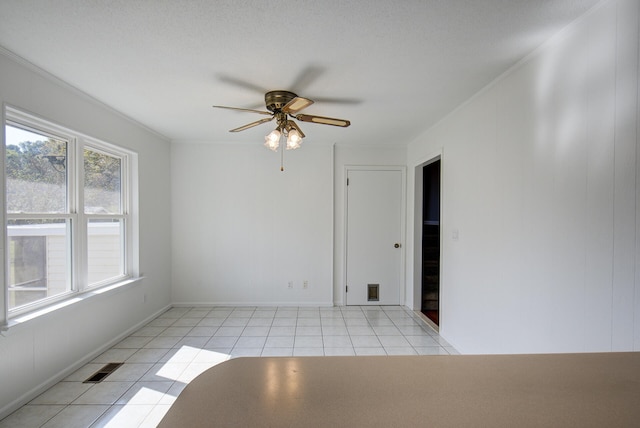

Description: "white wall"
333 145 407 305
407 0 640 354
0 50 172 417
171 143 408 308
171 142 333 306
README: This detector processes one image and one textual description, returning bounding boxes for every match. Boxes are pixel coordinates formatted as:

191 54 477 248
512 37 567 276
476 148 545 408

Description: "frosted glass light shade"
264 129 281 151
286 129 302 150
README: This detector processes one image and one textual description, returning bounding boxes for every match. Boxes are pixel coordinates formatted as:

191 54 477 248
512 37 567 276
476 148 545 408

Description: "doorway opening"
421 160 440 325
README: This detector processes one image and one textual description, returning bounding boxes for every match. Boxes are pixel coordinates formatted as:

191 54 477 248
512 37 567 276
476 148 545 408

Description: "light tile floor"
0 305 457 428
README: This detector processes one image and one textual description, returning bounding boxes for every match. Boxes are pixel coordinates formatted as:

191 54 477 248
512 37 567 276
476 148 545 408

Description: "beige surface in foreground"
159 353 640 427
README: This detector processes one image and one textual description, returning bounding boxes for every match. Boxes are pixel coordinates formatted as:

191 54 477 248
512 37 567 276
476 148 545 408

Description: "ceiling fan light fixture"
286 128 303 150
213 89 350 168
264 128 281 151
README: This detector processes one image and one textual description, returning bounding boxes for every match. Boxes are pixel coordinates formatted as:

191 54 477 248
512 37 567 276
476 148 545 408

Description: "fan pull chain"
280 142 285 171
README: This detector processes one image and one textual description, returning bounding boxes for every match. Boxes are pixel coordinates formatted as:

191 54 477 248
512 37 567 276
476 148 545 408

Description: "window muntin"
4 108 134 316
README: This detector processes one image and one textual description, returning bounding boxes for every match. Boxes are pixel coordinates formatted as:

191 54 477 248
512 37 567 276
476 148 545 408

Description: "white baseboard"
171 301 335 307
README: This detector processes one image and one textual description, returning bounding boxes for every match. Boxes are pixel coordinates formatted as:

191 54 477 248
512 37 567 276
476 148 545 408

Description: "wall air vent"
368 284 379 302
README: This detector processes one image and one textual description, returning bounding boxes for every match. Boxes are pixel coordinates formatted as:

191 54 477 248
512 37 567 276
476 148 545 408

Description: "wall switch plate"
303 280 308 289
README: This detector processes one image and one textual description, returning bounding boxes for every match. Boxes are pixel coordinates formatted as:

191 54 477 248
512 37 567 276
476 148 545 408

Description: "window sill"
1 277 144 333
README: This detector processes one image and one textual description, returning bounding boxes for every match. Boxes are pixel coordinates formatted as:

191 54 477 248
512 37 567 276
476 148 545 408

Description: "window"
84 147 125 285
4 107 136 316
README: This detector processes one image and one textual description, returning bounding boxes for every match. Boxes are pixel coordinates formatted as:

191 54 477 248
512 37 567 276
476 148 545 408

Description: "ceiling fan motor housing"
265 90 297 112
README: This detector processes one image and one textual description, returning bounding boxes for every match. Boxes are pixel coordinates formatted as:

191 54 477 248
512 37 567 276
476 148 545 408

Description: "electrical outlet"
303 280 308 289
288 281 294 289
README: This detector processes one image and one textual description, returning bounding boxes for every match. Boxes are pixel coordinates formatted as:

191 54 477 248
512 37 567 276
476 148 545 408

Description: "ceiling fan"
213 90 351 152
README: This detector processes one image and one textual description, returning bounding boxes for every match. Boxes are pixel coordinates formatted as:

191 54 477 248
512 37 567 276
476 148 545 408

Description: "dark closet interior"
421 160 440 325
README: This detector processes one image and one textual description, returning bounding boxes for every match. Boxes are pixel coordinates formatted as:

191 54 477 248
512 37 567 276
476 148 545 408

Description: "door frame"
343 165 406 305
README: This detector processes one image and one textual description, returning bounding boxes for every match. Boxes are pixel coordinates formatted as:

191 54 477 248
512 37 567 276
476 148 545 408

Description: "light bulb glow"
264 129 281 151
286 129 302 150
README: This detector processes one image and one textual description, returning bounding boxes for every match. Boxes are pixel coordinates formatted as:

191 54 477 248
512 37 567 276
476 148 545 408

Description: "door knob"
394 243 401 248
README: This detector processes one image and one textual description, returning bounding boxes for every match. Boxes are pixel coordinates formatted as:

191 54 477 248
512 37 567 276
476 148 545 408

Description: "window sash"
83 145 124 215
87 217 127 287
6 216 74 312
4 107 134 317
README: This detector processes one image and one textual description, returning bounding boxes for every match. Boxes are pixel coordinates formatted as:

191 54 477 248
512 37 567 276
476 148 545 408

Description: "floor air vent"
84 362 123 383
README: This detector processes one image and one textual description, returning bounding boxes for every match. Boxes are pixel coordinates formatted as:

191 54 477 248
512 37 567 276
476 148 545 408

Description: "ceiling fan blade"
295 114 350 128
309 96 362 105
229 117 274 132
213 105 272 115
282 97 314 114
289 65 325 93
216 74 268 94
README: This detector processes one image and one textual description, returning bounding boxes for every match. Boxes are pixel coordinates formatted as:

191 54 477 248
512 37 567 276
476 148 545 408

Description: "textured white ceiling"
0 0 601 146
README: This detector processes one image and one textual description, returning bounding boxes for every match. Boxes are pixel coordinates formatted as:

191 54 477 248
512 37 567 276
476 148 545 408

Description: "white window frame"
4 106 138 318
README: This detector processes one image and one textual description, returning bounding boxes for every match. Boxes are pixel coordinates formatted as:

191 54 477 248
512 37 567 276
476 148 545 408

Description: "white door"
346 168 404 305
